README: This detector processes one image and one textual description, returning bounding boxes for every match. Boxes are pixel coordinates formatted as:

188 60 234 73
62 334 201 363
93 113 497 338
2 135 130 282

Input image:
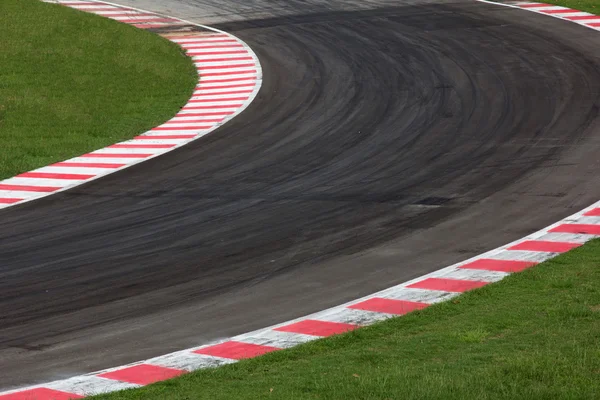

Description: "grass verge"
0 0 197 180
93 239 600 400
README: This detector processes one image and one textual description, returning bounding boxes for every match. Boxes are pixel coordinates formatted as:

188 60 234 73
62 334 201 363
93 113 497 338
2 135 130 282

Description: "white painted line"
192 86 252 93
190 93 251 100
91 10 149 15
70 4 120 9
46 376 140 396
178 107 241 113
0 190 48 199
489 250 561 263
1 176 92 186
439 268 508 283
82 147 163 154
147 351 235 372
381 287 460 304
169 115 226 122
536 231 597 243
200 73 258 81
194 60 255 67
107 15 166 20
184 99 250 106
316 307 394 326
234 330 318 349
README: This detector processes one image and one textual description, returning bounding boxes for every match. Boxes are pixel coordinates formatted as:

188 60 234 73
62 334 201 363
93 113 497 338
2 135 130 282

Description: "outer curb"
2 2 600 399
0 0 262 212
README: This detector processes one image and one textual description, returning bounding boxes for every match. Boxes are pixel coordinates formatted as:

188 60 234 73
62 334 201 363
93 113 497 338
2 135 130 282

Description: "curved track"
2 0 600 390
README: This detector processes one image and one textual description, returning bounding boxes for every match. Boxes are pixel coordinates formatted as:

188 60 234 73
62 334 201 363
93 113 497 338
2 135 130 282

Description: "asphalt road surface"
3 0 600 390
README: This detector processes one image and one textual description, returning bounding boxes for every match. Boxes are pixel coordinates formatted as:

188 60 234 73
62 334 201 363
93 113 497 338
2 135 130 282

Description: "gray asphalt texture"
2 0 600 390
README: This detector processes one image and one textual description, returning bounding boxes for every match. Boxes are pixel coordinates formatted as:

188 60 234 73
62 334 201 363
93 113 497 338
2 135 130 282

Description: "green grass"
538 0 600 14
94 239 600 400
0 0 197 180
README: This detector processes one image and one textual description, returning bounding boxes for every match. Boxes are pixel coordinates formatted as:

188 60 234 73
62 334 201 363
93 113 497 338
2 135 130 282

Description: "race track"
2 0 600 389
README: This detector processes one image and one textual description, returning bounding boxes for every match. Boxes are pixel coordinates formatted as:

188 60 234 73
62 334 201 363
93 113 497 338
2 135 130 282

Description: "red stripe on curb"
187 46 245 52
60 1 99 3
540 8 576 13
583 208 600 216
70 3 114 7
565 15 600 20
167 34 229 40
188 97 248 103
0 184 60 192
133 23 177 29
200 77 257 83
83 153 152 158
132 23 164 28
200 63 255 70
17 172 94 180
201 69 257 77
182 104 244 110
194 57 254 65
175 36 231 41
135 135 196 139
188 41 241 46
73 6 121 11
98 364 185 385
196 83 255 90
152 125 211 130
181 40 238 46
194 341 280 360
0 198 23 204
349 298 430 315
186 42 242 47
94 12 156 17
458 258 538 273
549 223 600 235
117 17 175 23
507 240 581 253
407 278 489 292
193 90 253 96
52 162 125 168
187 50 247 56
275 320 358 337
0 388 83 400
176 112 233 117
167 116 223 122
61 1 105 4
169 118 223 123
109 144 176 149
182 96 249 104
179 39 237 44
589 22 600 27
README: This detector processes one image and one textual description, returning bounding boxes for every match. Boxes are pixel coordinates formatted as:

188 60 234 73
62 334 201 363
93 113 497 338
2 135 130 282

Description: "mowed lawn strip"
93 239 600 400
0 0 197 180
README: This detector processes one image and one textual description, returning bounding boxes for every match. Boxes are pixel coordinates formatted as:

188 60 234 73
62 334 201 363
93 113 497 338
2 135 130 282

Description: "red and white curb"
2 2 599 399
0 0 262 211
